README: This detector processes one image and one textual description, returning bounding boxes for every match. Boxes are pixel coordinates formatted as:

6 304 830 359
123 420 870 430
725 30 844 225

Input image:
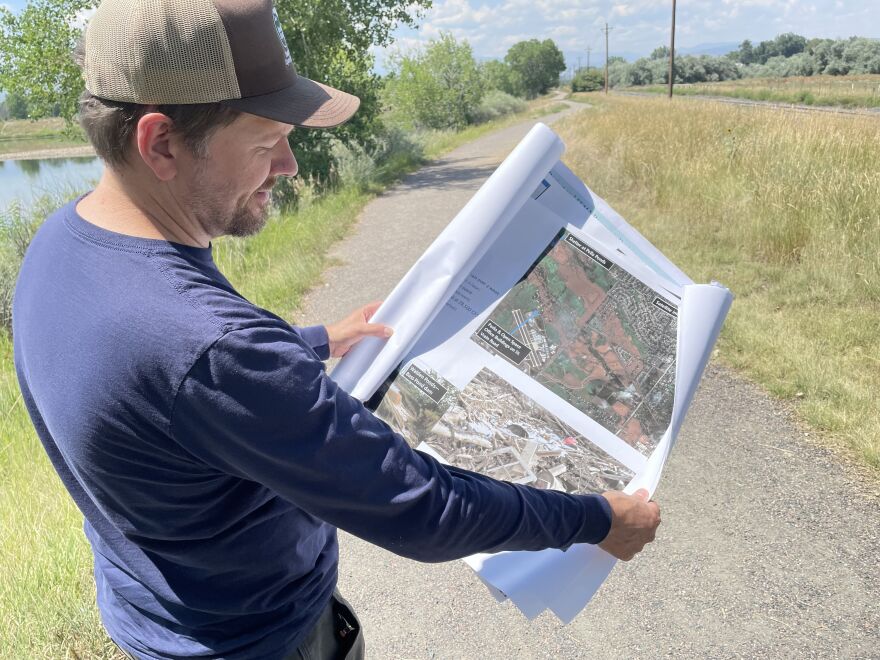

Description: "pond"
0 156 103 215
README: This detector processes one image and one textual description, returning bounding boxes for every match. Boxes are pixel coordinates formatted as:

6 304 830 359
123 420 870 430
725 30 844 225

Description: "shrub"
471 90 526 123
571 68 604 92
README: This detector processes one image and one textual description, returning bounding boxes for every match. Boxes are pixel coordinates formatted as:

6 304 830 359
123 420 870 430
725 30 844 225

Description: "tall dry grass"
637 74 880 108
556 96 880 470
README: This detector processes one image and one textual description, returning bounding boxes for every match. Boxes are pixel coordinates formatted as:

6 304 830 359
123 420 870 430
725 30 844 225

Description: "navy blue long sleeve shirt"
12 198 612 659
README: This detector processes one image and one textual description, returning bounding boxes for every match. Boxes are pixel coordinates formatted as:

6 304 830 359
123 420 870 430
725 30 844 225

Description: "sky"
376 0 879 71
2 0 876 72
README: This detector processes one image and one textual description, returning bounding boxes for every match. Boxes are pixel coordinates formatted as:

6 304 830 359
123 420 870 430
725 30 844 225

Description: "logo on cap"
272 7 292 67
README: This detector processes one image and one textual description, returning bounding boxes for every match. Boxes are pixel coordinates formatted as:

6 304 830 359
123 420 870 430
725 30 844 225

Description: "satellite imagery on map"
372 365 634 494
471 230 678 456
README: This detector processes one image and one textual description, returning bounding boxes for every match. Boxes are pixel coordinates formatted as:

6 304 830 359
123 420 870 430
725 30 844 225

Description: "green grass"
630 74 880 109
0 97 572 656
0 333 124 659
213 186 370 314
0 117 88 156
555 95 880 472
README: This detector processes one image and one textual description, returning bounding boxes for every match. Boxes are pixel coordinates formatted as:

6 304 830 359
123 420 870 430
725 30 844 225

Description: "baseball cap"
82 0 360 128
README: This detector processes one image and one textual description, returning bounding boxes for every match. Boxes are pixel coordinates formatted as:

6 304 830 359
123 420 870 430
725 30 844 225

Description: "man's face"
180 112 297 239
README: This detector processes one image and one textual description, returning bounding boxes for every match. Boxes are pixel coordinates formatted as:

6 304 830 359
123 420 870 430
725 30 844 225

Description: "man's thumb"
365 322 393 338
633 488 650 501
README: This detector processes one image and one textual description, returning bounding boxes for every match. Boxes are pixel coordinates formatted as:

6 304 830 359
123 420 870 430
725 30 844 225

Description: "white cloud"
381 0 878 71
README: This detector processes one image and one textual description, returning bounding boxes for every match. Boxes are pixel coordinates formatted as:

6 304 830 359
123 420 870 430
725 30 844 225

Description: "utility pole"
668 0 677 98
578 55 582 72
603 23 612 94
586 46 592 69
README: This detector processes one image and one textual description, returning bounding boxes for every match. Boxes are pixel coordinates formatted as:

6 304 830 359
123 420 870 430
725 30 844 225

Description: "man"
12 1 660 658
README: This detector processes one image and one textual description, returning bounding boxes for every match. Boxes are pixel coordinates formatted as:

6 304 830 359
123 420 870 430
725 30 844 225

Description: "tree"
0 0 94 122
650 46 670 61
773 32 807 58
571 67 604 92
273 0 431 181
6 91 29 119
480 59 515 95
383 33 482 130
628 59 656 86
736 39 755 65
0 0 432 181
504 38 566 99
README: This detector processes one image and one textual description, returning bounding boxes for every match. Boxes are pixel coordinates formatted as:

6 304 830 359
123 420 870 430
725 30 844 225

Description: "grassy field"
0 117 88 156
554 95 880 472
0 94 570 658
631 74 880 108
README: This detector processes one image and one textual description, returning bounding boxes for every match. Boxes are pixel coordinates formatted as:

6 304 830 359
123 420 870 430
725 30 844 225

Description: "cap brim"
220 76 360 128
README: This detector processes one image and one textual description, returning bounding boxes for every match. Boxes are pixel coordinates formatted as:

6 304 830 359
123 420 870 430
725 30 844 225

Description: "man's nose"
272 139 298 178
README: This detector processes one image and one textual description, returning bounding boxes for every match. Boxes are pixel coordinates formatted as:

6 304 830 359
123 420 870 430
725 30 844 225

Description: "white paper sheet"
330 123 733 622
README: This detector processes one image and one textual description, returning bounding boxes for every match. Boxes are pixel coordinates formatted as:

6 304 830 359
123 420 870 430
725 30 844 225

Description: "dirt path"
297 104 880 658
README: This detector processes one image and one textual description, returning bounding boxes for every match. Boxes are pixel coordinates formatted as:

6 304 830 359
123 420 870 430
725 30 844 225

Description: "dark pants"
284 589 365 660
112 589 365 660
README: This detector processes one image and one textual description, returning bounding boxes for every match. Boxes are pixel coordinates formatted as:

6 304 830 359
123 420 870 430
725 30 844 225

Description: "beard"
222 194 270 238
188 170 275 239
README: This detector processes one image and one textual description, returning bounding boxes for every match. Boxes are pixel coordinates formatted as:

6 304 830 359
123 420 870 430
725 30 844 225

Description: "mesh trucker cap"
83 0 360 128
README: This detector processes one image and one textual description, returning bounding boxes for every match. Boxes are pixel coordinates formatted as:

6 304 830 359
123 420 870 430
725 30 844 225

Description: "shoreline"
0 144 96 161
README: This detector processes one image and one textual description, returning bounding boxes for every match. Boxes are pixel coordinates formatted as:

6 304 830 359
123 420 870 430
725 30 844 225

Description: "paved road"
298 105 880 658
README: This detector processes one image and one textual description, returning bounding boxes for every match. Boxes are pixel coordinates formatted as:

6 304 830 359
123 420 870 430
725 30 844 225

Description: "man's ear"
136 112 178 182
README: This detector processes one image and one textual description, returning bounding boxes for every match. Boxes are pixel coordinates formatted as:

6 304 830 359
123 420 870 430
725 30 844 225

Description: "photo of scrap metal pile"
374 365 633 495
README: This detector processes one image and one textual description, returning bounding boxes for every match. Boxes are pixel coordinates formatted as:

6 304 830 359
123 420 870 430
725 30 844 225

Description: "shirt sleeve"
295 324 330 360
170 325 611 562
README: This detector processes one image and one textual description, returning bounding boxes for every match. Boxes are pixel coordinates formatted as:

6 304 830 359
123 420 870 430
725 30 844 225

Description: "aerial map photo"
373 366 633 494
471 230 678 456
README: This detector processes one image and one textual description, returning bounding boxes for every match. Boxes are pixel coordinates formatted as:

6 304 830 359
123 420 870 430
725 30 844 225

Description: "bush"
471 90 526 123
571 68 604 92
330 140 376 190
371 124 424 175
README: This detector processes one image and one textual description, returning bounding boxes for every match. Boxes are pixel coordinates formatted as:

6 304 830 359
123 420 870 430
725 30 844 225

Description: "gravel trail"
298 103 880 659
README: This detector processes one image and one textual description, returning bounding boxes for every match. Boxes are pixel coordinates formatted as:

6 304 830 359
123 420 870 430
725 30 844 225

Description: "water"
0 156 103 213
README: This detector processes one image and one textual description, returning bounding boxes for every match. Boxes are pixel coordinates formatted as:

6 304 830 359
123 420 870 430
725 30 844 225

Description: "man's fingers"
362 300 383 321
632 488 650 501
363 322 393 338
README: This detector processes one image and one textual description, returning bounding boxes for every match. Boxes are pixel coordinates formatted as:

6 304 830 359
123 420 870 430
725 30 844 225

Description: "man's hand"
598 488 661 561
326 301 393 358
